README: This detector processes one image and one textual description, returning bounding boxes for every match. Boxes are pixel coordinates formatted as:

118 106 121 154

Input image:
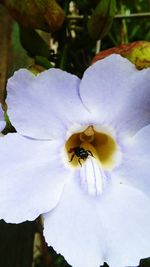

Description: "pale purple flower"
0 55 150 267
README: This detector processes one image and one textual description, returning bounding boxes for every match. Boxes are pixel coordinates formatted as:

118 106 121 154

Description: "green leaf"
87 0 116 40
2 112 16 134
140 257 150 267
35 56 53 69
19 26 50 58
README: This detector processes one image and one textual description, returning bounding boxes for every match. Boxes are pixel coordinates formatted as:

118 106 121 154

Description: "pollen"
65 125 119 169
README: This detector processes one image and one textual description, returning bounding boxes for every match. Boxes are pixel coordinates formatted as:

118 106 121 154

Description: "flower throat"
65 125 117 169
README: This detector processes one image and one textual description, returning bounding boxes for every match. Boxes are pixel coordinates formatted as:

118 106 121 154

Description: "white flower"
0 54 150 267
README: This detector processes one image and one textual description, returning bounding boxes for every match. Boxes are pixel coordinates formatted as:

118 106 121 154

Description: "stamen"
80 157 107 196
80 126 95 143
84 125 95 136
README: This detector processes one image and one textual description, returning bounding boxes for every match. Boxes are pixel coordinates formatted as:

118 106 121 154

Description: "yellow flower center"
65 125 118 169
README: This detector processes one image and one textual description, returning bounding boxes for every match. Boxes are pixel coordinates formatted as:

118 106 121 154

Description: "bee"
68 146 94 166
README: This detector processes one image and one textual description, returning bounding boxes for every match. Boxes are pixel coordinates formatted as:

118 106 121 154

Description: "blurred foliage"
1 0 64 32
103 0 150 49
34 246 72 267
140 258 150 267
87 0 116 40
2 0 150 77
19 26 50 58
1 0 150 267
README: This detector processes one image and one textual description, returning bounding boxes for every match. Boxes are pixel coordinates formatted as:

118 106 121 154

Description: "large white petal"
0 104 5 131
99 181 150 267
80 54 150 137
43 176 106 267
44 176 150 267
114 124 150 198
0 133 71 223
6 69 89 140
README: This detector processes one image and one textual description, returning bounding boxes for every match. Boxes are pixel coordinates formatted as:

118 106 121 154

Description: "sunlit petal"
6 69 89 140
44 177 150 267
115 124 150 197
80 54 150 136
44 176 106 267
0 133 71 223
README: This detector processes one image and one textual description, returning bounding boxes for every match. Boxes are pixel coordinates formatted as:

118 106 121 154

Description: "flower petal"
43 176 150 267
0 104 5 131
6 69 89 140
115 124 150 197
43 176 106 267
0 133 71 223
80 54 150 136
99 181 150 267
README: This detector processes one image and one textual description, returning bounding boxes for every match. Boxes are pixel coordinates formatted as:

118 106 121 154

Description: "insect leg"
78 158 83 166
87 150 94 157
69 153 75 162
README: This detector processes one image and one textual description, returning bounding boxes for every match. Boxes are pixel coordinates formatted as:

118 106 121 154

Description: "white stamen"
80 157 107 196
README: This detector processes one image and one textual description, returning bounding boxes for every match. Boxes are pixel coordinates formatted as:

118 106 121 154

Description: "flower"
0 54 150 267
0 104 5 132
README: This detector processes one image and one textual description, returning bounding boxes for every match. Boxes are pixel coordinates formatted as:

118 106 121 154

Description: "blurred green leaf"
87 0 116 40
4 112 11 127
35 56 53 69
2 112 16 134
2 0 64 32
140 257 150 267
19 26 50 58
